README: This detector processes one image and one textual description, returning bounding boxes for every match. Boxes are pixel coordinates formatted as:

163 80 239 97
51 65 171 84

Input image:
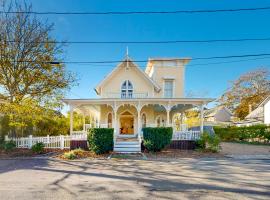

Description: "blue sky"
26 0 270 103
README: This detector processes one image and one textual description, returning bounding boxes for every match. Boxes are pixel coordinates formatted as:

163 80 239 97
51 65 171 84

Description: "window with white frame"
121 80 133 98
164 80 173 98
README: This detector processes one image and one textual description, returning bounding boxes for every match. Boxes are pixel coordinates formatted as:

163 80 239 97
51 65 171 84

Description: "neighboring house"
0 99 6 104
63 55 214 152
236 95 270 127
204 106 233 125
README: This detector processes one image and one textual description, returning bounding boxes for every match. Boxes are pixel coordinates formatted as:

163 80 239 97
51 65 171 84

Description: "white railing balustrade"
70 131 87 140
106 92 148 98
172 131 201 141
145 123 166 128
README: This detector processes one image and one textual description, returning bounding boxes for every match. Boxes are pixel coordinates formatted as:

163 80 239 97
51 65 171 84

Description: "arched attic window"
121 80 133 98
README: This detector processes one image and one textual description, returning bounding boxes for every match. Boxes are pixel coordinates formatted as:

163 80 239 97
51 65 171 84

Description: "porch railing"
172 131 201 141
106 92 148 98
70 131 87 140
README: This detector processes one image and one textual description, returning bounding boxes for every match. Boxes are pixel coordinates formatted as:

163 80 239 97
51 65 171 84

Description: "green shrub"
3 140 16 151
63 148 85 160
88 128 114 154
214 125 270 143
196 132 221 152
31 142 45 154
142 127 173 152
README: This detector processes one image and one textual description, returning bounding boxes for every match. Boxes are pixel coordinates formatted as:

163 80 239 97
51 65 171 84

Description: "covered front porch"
64 98 214 142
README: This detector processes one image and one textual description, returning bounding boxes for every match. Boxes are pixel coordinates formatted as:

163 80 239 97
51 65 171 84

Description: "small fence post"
60 135 64 150
47 135 50 148
28 135 33 149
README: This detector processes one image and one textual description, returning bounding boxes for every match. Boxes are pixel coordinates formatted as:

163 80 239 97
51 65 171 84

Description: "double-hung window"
164 80 173 98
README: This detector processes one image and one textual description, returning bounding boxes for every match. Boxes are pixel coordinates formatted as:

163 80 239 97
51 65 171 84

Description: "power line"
1 6 270 15
189 56 270 66
71 56 270 67
5 37 270 44
9 53 270 64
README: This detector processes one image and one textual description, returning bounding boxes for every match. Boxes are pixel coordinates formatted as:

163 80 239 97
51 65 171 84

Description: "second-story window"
164 80 173 98
121 80 133 98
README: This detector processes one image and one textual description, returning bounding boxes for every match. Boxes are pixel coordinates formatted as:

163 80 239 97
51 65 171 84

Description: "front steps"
114 137 141 153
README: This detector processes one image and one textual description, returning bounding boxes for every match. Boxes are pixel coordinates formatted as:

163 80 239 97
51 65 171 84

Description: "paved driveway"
0 157 269 200
221 142 270 156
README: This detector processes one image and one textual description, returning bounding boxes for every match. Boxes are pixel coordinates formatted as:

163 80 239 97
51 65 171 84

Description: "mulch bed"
0 148 67 159
0 148 109 160
57 150 110 160
144 148 224 160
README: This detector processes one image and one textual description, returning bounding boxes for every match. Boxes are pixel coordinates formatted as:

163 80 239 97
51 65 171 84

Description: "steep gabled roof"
258 95 270 107
244 95 270 120
204 106 233 118
245 106 264 120
95 57 161 95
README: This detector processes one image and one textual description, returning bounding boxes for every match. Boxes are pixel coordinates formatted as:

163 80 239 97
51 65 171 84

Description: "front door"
119 111 134 135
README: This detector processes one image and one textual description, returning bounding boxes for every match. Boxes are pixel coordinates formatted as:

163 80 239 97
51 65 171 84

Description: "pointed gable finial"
125 46 130 69
126 46 129 59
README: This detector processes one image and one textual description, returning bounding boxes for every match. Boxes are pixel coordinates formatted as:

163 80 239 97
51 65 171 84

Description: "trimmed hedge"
142 127 173 152
88 128 114 154
214 125 270 142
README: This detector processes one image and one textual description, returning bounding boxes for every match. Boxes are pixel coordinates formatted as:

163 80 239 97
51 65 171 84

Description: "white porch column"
69 105 74 135
137 110 141 136
83 114 86 131
113 109 117 142
166 108 170 127
200 104 204 133
89 112 92 128
137 103 142 138
181 112 184 124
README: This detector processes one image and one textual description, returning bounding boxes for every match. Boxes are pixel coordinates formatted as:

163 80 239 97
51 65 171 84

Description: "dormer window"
121 80 133 98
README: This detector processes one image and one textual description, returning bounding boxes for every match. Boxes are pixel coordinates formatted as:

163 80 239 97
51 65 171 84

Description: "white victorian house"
63 55 214 152
236 95 270 127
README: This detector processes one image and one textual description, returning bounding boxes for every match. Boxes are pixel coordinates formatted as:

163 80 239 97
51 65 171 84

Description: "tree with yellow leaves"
220 68 270 119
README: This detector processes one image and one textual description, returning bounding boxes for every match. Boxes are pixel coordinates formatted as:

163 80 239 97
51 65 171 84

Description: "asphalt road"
0 157 269 200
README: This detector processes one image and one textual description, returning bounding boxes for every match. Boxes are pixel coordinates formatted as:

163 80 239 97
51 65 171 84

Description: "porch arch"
140 103 169 127
115 104 138 136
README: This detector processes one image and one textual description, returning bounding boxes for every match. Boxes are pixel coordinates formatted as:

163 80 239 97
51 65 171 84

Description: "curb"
224 154 270 160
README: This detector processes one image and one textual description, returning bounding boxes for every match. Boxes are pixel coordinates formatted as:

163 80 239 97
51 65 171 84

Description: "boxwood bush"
88 128 114 154
214 125 270 143
1 140 16 151
142 127 173 152
31 142 45 154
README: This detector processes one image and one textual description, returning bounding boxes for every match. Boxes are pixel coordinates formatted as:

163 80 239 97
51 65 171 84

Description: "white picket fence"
5 133 87 149
5 130 200 150
172 131 201 141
